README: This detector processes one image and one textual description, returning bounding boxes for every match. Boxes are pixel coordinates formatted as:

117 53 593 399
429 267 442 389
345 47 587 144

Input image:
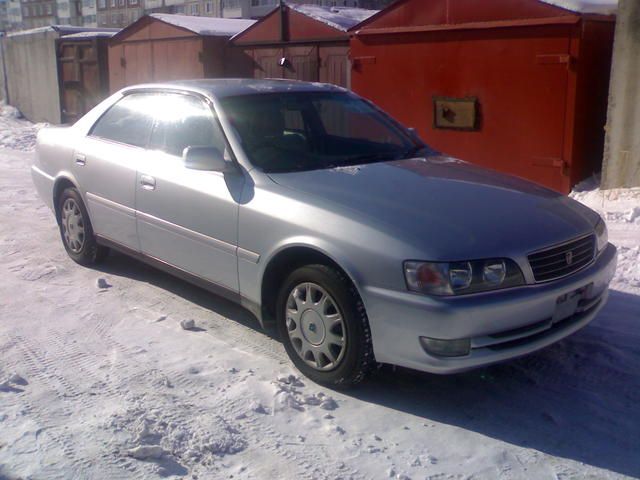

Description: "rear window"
90 94 155 147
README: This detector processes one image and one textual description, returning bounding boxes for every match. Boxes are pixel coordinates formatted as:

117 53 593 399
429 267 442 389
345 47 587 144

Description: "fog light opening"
420 337 471 357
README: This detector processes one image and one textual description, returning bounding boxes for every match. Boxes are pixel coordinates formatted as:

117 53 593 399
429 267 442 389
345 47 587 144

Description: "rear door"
135 93 244 291
73 93 155 251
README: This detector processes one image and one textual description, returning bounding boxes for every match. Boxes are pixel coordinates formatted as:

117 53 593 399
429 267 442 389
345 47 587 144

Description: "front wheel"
277 264 375 387
57 187 109 265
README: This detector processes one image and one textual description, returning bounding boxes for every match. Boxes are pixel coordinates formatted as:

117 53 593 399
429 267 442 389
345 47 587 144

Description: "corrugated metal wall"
3 29 62 123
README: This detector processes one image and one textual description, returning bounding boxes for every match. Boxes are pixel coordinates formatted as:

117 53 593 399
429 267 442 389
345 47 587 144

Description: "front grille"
528 234 595 282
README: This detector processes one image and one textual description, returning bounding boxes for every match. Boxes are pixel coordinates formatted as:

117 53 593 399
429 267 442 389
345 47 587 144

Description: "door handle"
140 175 156 191
75 154 86 166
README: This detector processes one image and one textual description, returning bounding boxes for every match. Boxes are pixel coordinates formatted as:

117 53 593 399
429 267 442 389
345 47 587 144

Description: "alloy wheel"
285 282 347 371
61 198 85 253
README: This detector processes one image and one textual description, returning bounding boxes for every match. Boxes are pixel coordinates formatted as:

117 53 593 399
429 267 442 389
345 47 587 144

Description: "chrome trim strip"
32 166 55 181
237 247 260 264
86 192 135 217
137 210 237 256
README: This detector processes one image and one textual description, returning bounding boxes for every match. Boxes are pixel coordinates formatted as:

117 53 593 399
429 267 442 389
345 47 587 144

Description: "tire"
57 187 109 265
277 264 375 387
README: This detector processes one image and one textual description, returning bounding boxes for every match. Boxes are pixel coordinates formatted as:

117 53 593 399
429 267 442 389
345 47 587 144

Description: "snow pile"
150 14 256 37
273 374 339 413
289 4 379 31
107 398 247 469
539 0 618 15
0 103 42 151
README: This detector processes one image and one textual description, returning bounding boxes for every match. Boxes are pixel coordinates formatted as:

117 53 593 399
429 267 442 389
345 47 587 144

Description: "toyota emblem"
566 251 574 265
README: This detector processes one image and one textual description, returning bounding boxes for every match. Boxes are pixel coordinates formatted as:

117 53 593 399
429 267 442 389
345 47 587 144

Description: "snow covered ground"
0 108 639 480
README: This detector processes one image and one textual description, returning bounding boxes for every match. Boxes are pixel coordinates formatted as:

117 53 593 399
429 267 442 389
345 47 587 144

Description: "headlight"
404 258 525 296
595 217 608 254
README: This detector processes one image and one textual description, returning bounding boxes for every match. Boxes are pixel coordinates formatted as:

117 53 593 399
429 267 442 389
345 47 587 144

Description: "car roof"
121 78 347 99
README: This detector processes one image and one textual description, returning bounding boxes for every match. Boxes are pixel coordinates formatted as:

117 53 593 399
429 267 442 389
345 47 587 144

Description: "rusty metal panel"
433 96 478 130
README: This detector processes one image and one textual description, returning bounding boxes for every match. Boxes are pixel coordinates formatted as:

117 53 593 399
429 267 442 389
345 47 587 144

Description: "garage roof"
539 0 617 15
149 14 256 37
287 5 379 32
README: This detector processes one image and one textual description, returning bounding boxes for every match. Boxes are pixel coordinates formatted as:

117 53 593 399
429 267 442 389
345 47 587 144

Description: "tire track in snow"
9 333 93 480
8 327 150 480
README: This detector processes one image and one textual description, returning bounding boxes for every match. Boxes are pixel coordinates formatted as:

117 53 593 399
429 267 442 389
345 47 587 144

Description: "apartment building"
221 0 391 19
5 0 21 29
0 0 8 30
6 0 392 31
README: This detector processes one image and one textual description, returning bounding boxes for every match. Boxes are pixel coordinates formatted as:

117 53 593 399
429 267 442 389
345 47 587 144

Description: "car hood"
267 156 600 260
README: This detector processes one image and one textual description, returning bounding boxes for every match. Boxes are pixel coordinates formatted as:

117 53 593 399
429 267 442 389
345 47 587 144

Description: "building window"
98 0 106 8
111 12 117 23
45 3 52 14
110 0 116 7
204 1 211 13
129 0 138 5
190 3 199 14
118 0 124 7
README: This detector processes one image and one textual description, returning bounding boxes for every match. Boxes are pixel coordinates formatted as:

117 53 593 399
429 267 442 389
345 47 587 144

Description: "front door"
135 93 244 292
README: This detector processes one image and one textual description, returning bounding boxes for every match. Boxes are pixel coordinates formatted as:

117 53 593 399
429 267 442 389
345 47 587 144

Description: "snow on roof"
150 13 256 36
7 25 119 38
62 30 119 39
288 4 379 32
539 0 617 15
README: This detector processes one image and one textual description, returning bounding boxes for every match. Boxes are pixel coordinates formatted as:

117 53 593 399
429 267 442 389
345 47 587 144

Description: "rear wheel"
277 264 375 387
57 187 109 265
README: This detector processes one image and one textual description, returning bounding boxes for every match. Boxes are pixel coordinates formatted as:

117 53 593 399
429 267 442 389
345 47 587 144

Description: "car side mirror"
183 146 235 172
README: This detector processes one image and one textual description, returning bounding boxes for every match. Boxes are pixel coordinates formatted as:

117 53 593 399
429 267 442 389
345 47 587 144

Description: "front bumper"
363 243 617 374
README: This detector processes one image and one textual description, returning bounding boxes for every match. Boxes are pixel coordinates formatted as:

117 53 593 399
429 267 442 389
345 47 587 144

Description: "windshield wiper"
402 145 427 159
341 152 398 166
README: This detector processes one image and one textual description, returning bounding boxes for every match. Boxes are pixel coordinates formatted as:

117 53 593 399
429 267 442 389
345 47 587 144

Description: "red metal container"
350 0 615 193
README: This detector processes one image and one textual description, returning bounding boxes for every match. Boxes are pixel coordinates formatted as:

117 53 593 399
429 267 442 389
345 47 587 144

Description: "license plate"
552 283 593 324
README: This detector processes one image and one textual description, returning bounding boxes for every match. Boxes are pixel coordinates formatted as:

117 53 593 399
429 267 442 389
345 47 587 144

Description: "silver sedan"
32 79 617 387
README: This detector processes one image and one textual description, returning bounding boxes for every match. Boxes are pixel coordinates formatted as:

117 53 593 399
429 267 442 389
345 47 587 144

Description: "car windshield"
219 92 427 173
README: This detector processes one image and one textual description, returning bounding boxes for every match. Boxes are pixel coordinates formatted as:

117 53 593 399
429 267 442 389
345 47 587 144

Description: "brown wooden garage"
231 4 377 88
56 31 117 124
108 14 256 93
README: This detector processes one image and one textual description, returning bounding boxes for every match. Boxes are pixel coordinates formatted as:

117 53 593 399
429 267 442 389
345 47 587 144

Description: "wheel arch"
259 242 364 325
52 174 81 222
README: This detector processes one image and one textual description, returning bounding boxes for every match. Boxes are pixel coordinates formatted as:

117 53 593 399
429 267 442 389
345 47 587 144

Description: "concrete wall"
602 0 640 189
3 28 62 123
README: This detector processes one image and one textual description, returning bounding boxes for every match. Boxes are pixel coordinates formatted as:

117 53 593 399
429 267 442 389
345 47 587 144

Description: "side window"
90 94 155 147
149 94 226 157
